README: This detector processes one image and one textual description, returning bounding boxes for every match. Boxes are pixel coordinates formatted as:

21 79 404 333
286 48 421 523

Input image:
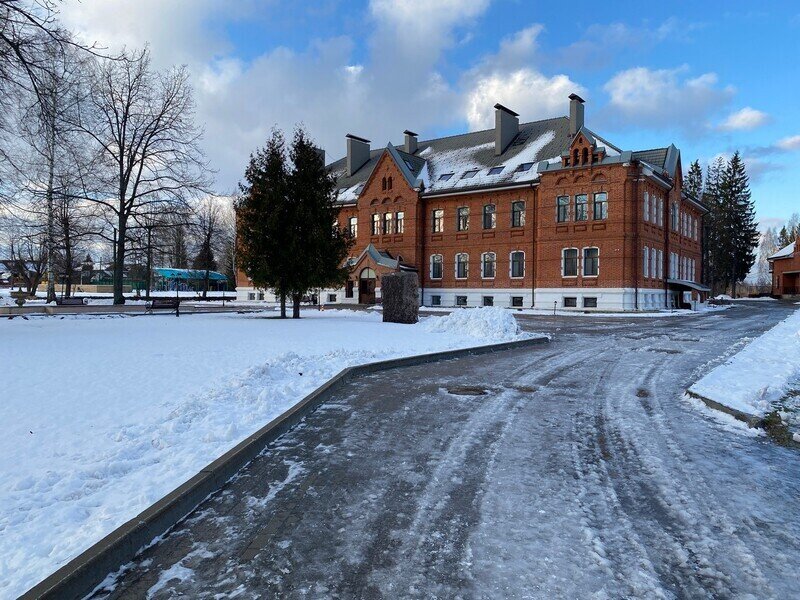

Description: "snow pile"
420 306 523 340
0 309 526 596
689 308 800 416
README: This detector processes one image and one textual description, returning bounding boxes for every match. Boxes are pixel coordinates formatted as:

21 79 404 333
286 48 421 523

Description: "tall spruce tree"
718 151 758 297
237 129 294 317
286 128 353 318
702 157 726 291
685 160 703 199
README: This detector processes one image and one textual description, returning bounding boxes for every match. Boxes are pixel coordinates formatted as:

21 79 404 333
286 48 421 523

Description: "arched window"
430 254 443 279
482 204 496 229
360 267 376 280
573 148 579 165
510 251 525 278
455 253 469 279
387 176 393 190
481 252 496 279
381 177 387 191
582 147 589 165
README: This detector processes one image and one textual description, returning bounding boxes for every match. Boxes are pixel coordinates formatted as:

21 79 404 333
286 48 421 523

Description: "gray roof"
632 148 668 169
329 116 572 201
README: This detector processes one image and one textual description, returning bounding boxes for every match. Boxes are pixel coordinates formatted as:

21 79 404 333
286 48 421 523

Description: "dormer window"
488 166 504 175
515 162 534 172
438 173 454 181
462 169 479 179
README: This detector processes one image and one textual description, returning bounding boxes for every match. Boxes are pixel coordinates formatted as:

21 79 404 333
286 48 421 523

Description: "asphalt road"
92 301 800 599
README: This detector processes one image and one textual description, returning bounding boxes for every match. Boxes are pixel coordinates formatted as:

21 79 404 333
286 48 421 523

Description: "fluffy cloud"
718 107 769 131
603 66 734 131
776 135 800 151
462 25 585 130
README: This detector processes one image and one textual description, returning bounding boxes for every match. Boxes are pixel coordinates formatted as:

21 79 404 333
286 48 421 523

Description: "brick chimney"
569 93 585 137
403 130 418 154
346 134 370 176
494 103 519 156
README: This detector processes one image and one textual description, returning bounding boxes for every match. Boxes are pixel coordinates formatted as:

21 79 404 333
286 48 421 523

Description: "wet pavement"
91 301 800 599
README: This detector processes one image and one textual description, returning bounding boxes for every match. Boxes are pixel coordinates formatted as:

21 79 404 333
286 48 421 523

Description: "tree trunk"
145 227 152 301
113 217 126 305
280 293 287 318
292 293 301 319
64 244 72 297
202 270 209 299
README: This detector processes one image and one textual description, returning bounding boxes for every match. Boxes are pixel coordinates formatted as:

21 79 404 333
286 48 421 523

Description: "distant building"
237 94 708 310
768 235 800 297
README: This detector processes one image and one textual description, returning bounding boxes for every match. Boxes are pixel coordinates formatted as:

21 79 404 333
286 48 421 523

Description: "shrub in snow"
420 306 521 341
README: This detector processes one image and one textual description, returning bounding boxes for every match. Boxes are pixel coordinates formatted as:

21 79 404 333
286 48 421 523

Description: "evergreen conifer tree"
718 151 758 297
685 160 703 199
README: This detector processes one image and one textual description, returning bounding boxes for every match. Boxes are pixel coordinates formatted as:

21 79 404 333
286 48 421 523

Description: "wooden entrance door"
359 268 377 304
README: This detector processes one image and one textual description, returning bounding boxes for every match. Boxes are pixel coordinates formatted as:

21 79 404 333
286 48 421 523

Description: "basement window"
431 295 441 306
461 169 479 179
511 296 524 307
583 297 598 308
563 297 577 308
487 166 504 175
456 295 468 307
438 173 454 181
515 162 534 172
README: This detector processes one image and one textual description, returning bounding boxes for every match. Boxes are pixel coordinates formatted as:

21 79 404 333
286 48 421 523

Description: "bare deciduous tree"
74 47 212 304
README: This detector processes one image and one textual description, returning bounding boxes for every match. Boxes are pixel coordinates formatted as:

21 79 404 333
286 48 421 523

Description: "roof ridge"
417 115 569 146
633 146 669 153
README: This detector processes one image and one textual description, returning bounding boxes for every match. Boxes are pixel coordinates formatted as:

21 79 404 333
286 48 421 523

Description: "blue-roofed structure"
153 268 229 292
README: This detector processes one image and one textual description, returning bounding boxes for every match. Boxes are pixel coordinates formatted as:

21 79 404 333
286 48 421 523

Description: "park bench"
55 297 86 306
146 297 181 316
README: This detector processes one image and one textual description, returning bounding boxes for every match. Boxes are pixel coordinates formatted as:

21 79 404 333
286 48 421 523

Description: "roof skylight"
438 173 454 181
488 166 504 175
515 162 534 172
461 169 479 179
404 160 415 170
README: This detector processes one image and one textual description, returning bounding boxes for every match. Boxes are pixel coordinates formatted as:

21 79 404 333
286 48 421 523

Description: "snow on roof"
769 241 795 260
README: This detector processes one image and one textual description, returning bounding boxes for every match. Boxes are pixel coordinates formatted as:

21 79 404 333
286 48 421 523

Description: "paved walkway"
92 302 800 599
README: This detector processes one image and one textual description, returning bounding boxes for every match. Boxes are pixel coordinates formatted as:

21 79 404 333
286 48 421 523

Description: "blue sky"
62 0 799 230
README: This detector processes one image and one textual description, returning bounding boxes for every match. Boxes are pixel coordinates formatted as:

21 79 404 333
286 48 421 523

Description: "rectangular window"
430 254 443 279
395 211 404 234
248 292 256 300
482 253 496 279
510 251 525 278
382 212 392 235
671 203 679 231
371 213 380 236
515 162 534 172
487 166 504 175
563 297 577 308
455 254 468 279
562 248 578 277
349 216 357 237
431 294 441 306
462 169 479 179
644 191 650 222
557 196 569 222
651 248 658 280
258 292 265 300
658 198 664 226
438 173 454 181
658 249 664 279
583 247 599 277
583 297 598 308
457 206 469 231
643 246 650 278
593 192 608 220
575 194 588 221
652 195 658 226
693 218 698 240
482 296 494 307
432 209 444 233
327 294 337 303
345 280 354 298
511 296 524 307
456 295 467 306
511 201 525 227
483 204 496 229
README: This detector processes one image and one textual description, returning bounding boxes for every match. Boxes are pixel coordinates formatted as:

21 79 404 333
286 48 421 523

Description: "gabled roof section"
569 126 596 147
632 144 680 179
769 241 796 261
386 143 424 189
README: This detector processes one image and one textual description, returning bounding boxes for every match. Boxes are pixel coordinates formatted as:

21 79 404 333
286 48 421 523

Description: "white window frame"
481 252 496 280
557 195 570 223
658 249 664 279
349 216 357 237
643 246 650 278
582 246 599 277
562 247 579 278
593 192 608 220
575 194 588 222
643 191 650 222
429 254 443 280
455 253 469 279
652 195 658 226
509 250 525 279
651 247 658 280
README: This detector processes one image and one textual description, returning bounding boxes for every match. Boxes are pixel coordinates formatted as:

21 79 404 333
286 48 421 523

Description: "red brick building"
769 235 800 297
237 95 709 310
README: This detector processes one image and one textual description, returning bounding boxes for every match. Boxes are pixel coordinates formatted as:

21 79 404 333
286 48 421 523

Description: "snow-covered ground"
689 308 800 420
0 308 526 597
401 304 730 318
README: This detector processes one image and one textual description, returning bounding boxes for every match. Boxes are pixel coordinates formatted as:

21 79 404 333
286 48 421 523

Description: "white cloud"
718 107 769 131
603 66 734 131
776 135 800 151
464 70 583 130
462 25 585 130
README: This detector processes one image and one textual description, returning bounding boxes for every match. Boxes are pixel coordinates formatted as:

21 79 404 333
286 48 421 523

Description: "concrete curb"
21 335 548 600
684 390 762 427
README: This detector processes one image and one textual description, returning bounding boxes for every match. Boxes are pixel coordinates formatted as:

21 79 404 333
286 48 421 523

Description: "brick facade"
770 235 800 296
